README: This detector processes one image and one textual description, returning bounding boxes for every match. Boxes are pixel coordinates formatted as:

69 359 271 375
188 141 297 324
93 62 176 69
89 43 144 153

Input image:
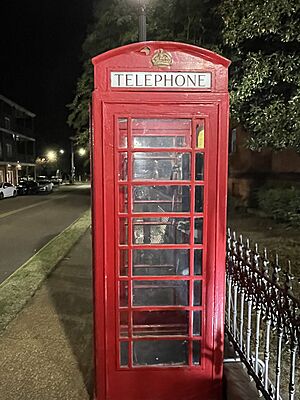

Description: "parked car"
50 176 62 185
17 180 39 195
38 180 53 194
0 182 17 199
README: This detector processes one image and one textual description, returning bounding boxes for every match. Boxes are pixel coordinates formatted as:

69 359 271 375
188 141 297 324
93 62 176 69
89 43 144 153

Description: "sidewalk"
223 341 261 400
0 228 260 400
0 230 93 400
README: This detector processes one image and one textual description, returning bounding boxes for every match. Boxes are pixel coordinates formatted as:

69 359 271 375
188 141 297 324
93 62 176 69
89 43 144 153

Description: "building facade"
0 94 36 184
228 126 300 205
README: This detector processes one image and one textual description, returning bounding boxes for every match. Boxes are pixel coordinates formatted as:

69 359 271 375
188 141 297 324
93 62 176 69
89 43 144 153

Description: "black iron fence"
226 229 299 399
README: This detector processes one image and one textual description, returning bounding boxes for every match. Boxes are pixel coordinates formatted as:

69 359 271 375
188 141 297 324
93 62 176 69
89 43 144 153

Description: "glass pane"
195 153 204 181
133 280 189 306
133 340 188 366
133 218 190 244
133 185 190 213
133 152 191 181
119 186 128 213
192 341 201 365
133 310 189 336
119 250 128 276
193 281 202 306
118 118 128 148
120 281 128 307
119 218 128 244
133 136 188 148
194 218 203 244
120 312 128 337
195 186 204 213
193 311 202 336
133 249 190 276
118 152 128 181
132 118 191 149
194 249 203 276
196 121 204 148
120 342 129 366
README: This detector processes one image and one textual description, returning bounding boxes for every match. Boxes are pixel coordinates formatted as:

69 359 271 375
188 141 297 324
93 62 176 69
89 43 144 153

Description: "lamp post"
77 148 87 182
69 136 76 183
44 149 65 178
138 0 147 41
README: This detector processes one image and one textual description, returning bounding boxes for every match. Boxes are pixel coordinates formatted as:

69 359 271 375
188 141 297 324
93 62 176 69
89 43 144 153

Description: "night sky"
0 0 94 154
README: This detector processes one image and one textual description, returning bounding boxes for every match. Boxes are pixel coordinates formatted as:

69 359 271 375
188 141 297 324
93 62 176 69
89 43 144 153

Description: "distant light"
59 149 65 154
78 148 87 156
47 150 57 162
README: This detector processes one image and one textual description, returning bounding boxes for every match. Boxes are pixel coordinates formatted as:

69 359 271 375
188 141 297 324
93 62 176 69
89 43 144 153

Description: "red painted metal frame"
92 42 230 400
116 115 205 365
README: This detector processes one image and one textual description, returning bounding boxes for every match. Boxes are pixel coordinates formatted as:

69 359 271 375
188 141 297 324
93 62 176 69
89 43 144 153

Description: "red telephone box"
92 41 230 400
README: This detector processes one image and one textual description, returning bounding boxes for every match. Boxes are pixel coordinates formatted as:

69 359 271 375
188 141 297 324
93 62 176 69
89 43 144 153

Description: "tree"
146 0 221 49
220 0 300 151
67 0 222 145
67 0 138 146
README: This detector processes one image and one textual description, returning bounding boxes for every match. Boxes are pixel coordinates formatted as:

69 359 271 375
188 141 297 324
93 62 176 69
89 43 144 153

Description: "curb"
0 209 91 334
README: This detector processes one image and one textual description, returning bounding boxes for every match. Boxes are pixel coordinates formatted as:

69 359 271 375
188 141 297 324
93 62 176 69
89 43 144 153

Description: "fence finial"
284 260 294 295
272 254 281 284
262 248 269 277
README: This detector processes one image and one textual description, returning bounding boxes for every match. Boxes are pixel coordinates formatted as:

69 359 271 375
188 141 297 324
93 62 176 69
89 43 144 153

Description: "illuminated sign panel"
111 71 211 89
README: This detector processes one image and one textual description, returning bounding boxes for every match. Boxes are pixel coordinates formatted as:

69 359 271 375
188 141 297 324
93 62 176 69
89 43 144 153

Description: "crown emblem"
151 49 173 67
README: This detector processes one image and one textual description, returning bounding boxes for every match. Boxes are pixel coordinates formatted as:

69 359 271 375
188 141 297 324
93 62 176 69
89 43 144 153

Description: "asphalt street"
0 184 91 283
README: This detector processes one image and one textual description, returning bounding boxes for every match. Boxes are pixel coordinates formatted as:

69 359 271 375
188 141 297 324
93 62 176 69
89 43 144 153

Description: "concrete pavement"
0 230 93 400
0 223 260 400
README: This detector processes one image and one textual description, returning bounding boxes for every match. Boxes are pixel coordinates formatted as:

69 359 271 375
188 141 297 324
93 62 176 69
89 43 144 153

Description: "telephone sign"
92 41 230 400
111 71 212 89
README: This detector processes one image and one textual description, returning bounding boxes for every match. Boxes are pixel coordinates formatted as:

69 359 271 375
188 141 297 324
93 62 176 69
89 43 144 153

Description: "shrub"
257 186 300 226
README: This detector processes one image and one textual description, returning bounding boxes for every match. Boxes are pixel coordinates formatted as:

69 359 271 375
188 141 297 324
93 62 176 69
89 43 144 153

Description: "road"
0 184 91 283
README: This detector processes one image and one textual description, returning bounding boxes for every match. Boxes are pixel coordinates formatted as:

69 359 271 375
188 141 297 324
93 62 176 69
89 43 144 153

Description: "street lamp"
46 150 57 163
137 0 147 41
78 148 87 157
59 149 65 155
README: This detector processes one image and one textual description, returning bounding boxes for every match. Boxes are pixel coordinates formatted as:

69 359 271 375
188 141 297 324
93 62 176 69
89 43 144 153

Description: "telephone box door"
96 101 222 400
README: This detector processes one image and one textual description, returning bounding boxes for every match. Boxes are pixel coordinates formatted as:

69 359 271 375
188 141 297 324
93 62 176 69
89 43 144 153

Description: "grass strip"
0 209 91 334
